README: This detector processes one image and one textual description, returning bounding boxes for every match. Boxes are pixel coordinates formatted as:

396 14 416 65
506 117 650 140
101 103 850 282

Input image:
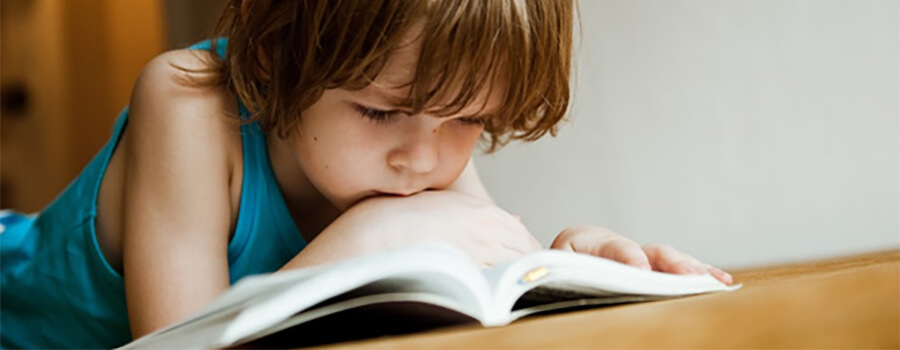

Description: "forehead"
361 27 505 117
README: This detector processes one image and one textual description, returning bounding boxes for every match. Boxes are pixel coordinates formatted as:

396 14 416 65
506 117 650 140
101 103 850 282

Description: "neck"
266 131 341 243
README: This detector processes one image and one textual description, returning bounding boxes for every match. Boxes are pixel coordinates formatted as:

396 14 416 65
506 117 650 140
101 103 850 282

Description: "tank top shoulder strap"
187 38 228 59
187 39 305 272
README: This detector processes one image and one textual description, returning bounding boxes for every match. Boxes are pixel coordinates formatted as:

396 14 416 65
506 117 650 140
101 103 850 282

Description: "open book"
121 243 739 348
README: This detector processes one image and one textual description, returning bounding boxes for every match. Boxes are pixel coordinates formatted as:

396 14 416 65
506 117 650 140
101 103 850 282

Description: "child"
0 0 732 348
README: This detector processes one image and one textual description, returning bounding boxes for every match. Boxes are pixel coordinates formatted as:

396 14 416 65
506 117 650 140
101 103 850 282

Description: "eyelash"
355 105 395 124
354 105 485 127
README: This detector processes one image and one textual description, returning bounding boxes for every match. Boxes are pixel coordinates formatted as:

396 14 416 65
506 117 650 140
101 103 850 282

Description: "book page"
220 243 492 345
241 293 483 347
239 298 482 348
481 249 740 325
121 243 492 349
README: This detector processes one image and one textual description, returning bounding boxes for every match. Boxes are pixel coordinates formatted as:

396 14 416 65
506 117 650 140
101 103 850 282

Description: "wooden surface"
321 250 900 349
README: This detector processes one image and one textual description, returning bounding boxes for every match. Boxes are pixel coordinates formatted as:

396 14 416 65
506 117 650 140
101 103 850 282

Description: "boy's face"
285 33 501 210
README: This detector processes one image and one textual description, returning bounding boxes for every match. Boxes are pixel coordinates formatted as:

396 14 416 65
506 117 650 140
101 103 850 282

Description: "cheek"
436 126 483 180
444 125 483 155
294 115 382 189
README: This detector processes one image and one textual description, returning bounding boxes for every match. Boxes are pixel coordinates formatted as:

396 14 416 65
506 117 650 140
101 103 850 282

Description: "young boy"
0 1 731 348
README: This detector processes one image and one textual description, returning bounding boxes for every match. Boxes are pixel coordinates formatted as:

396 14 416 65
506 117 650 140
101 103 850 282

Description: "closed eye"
456 117 486 127
355 103 486 128
354 104 398 124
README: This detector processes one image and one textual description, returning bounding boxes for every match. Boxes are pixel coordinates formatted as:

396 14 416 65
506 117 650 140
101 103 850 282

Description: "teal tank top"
0 39 307 349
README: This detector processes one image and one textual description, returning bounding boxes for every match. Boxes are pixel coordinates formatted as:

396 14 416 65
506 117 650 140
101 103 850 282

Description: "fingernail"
712 268 733 284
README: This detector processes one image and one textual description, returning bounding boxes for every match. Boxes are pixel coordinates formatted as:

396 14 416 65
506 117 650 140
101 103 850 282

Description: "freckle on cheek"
432 129 437 134
313 136 318 141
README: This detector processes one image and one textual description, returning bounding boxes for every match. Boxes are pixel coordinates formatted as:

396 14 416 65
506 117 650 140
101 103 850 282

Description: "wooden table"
322 250 899 349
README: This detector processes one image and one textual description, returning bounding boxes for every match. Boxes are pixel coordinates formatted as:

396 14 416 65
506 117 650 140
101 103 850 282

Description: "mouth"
373 190 416 197
351 191 408 207
352 188 432 206
369 188 430 199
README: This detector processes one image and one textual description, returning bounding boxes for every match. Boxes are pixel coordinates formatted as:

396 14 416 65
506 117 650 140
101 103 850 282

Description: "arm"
278 190 542 270
121 50 240 337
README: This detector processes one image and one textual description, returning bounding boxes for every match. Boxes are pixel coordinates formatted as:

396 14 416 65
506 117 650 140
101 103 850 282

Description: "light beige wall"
475 0 899 268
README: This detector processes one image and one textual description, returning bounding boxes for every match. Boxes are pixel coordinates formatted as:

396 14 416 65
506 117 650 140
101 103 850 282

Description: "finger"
548 227 651 270
549 226 619 251
642 244 703 275
598 239 652 270
702 264 734 285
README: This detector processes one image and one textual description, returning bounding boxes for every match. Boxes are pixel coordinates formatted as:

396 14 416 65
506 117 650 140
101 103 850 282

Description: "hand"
550 226 733 285
288 191 543 269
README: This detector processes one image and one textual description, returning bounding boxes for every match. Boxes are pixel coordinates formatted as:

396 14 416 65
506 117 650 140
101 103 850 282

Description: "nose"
387 126 440 175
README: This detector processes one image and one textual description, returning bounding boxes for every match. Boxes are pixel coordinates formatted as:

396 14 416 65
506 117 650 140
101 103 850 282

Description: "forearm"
278 190 541 271
277 200 386 272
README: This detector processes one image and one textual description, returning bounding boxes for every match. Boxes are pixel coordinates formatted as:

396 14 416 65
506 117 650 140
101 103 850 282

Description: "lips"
374 190 417 197
352 189 426 207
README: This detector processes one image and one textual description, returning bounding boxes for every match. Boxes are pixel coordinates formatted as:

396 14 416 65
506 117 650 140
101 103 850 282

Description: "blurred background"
1 0 223 211
1 0 897 269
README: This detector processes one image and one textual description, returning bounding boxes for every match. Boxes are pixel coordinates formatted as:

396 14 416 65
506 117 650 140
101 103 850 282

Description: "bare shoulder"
128 47 243 173
132 48 237 120
127 47 244 217
129 47 245 203
96 48 244 274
